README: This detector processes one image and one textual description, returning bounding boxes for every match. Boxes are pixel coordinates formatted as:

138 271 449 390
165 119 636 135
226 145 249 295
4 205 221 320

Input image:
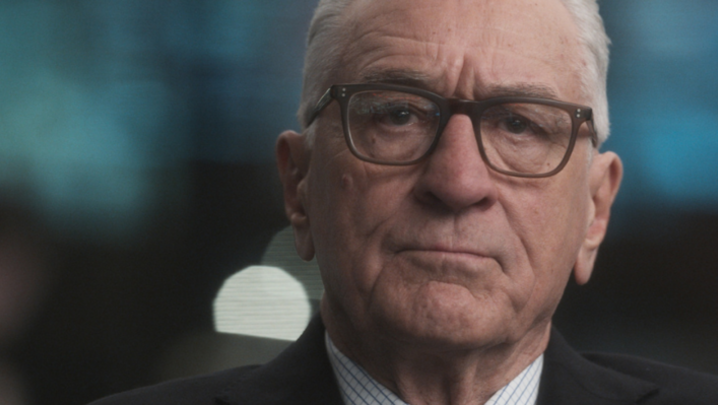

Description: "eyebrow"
358 68 435 89
481 83 560 100
357 68 560 100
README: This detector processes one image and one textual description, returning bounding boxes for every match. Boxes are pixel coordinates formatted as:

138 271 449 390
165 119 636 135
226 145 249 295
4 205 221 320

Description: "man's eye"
387 108 412 125
502 115 530 134
372 103 419 127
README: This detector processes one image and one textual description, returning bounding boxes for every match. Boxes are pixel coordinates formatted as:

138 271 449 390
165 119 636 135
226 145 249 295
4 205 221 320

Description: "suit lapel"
536 329 658 405
216 319 658 405
216 314 344 405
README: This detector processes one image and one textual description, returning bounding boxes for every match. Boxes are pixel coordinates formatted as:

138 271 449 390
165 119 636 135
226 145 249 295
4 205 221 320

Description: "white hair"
298 0 611 145
297 0 353 137
559 0 612 146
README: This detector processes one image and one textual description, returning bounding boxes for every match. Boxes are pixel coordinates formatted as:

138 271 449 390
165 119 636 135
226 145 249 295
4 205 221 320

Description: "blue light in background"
0 0 717 241
603 0 718 214
642 113 718 207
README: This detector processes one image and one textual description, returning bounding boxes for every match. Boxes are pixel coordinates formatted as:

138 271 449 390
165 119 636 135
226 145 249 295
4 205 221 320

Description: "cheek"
493 183 588 330
308 157 417 301
499 176 589 281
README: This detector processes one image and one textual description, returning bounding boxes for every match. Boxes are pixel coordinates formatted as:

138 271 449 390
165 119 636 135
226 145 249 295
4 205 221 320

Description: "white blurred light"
213 265 311 341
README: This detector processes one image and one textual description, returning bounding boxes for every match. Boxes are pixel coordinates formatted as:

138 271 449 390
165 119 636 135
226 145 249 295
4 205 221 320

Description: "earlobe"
574 151 623 285
276 130 315 261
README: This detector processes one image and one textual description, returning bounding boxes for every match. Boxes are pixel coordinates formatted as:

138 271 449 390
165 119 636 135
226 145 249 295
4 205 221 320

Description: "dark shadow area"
12 162 286 405
555 211 718 375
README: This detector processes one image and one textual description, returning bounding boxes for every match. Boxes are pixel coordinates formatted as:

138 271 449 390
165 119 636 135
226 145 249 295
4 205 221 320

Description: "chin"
369 283 517 351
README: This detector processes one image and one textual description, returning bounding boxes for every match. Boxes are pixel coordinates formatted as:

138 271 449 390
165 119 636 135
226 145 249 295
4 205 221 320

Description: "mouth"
397 243 490 258
384 234 501 270
395 247 496 272
403 248 484 258
392 248 498 286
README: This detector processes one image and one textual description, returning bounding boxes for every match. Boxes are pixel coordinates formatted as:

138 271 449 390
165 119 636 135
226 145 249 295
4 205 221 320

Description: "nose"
413 114 499 213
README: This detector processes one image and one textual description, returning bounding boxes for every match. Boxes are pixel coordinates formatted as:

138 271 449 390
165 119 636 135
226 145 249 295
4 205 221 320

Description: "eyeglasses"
307 83 598 178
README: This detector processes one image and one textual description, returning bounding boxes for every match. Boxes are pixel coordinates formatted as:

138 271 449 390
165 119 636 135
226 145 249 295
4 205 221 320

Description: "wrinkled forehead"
335 0 584 101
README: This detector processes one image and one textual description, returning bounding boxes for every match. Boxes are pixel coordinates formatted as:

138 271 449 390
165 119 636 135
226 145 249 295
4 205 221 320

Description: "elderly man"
91 0 718 404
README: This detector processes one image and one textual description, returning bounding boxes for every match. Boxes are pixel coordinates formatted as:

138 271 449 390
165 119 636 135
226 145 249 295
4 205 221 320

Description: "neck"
321 300 550 405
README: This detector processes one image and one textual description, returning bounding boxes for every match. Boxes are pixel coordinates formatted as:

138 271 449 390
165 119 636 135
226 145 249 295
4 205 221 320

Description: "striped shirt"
326 333 543 405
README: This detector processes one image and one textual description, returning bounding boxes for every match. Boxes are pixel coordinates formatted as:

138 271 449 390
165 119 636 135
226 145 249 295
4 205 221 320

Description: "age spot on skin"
341 173 353 189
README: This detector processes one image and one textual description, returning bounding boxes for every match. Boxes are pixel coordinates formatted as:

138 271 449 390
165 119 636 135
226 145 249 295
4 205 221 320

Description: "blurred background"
0 1 716 404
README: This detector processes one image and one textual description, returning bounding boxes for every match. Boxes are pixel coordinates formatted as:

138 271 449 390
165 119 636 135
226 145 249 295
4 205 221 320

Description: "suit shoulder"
583 352 718 402
87 365 260 405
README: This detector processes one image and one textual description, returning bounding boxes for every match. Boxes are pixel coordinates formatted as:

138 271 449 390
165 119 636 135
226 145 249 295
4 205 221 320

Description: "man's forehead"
340 0 578 46
337 0 583 101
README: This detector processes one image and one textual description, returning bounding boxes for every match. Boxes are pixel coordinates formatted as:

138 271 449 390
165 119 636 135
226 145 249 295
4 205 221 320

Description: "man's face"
281 0 621 350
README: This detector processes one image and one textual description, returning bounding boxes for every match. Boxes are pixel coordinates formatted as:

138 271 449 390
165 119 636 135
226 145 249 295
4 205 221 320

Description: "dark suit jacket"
90 315 718 404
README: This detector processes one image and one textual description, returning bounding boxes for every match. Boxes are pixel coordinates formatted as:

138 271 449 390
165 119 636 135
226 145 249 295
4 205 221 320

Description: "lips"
387 249 499 289
382 226 507 267
393 241 492 259
398 248 487 264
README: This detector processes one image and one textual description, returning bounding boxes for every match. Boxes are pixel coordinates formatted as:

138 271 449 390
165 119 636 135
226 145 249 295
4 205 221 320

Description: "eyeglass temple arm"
306 87 335 127
584 109 599 147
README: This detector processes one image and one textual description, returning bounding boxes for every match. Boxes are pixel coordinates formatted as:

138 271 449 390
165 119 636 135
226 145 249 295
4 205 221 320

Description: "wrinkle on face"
338 0 584 103
308 0 596 361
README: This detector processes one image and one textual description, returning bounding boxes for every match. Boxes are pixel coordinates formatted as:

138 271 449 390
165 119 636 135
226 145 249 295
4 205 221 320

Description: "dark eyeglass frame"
307 83 598 178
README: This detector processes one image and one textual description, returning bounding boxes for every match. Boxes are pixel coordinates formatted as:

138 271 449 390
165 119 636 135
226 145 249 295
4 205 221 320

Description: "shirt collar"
326 332 543 405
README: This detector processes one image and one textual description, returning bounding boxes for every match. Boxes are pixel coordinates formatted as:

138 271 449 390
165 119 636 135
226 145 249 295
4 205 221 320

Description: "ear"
276 130 315 261
573 151 623 285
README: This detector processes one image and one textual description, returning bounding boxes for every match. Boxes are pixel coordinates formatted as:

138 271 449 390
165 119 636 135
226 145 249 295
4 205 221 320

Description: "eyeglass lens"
346 90 574 175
